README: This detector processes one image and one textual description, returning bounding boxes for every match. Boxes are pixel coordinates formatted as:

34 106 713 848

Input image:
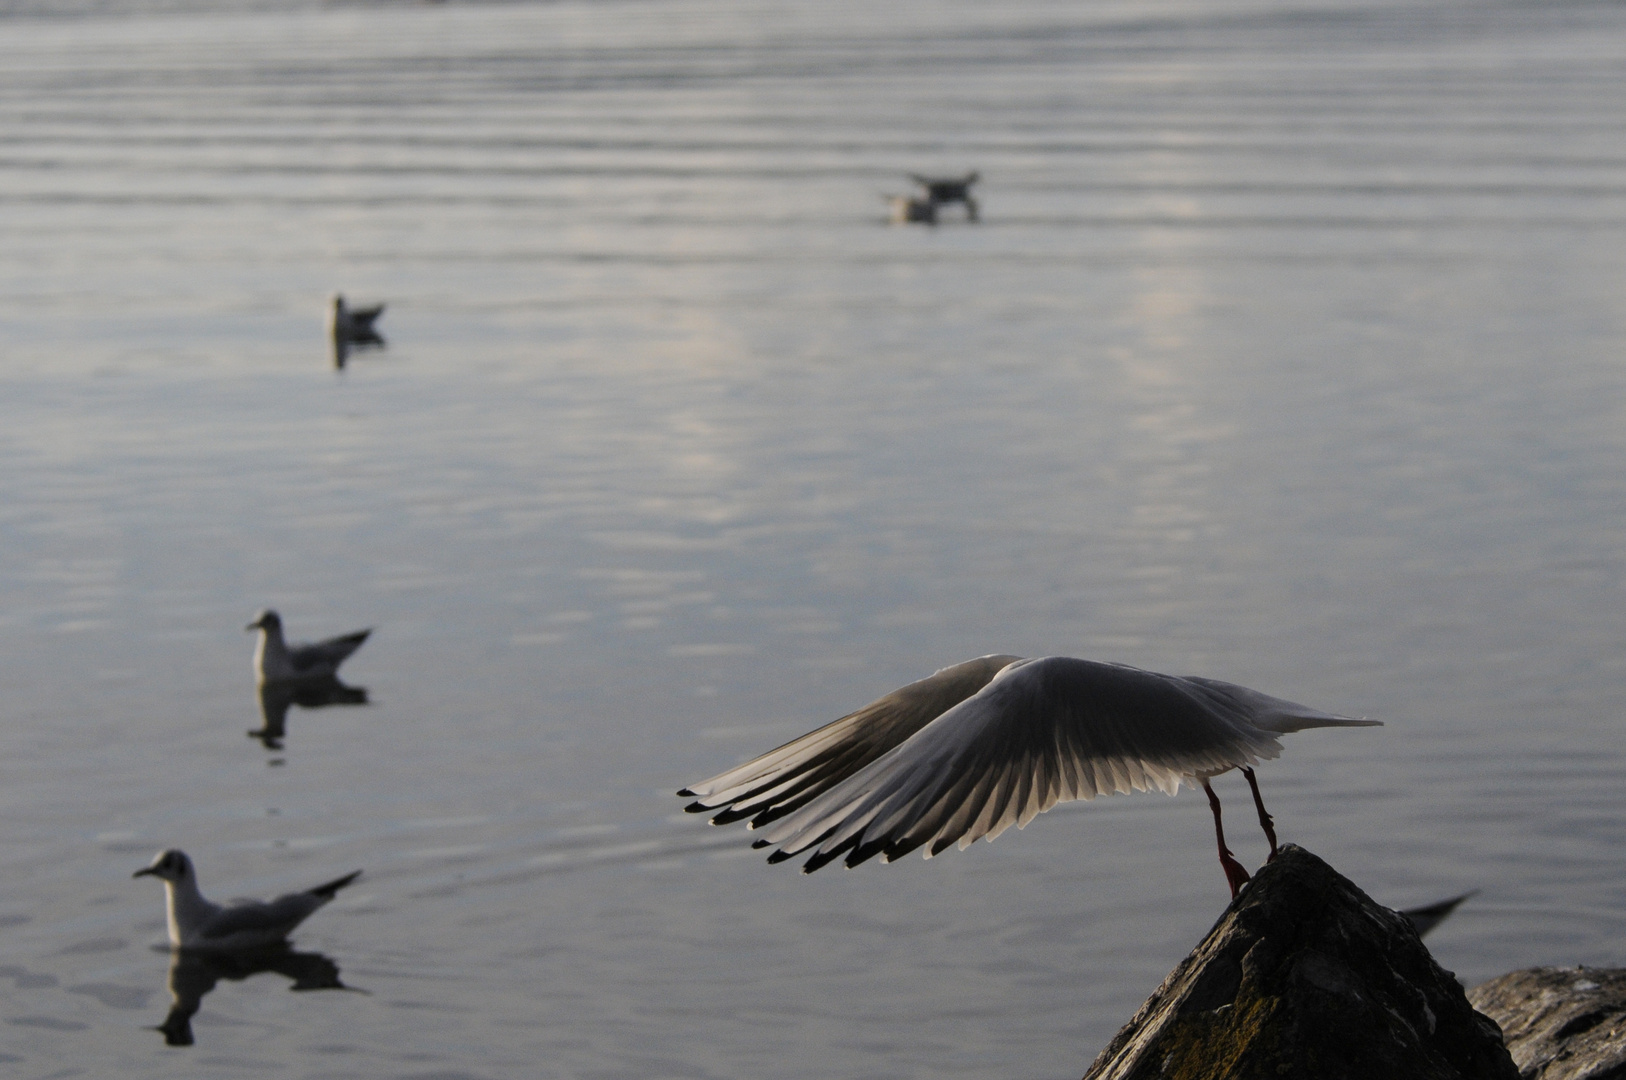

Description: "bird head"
246 609 282 633
133 849 194 884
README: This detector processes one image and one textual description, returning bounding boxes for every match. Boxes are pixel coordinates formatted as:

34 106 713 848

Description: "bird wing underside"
677 655 1023 830
287 630 371 673
754 657 1286 873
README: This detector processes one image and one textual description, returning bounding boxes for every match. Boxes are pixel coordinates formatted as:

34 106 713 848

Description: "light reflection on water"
0 0 1625 1075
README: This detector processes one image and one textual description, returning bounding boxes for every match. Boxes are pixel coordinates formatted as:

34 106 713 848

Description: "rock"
1083 845 1519 1080
1468 967 1626 1080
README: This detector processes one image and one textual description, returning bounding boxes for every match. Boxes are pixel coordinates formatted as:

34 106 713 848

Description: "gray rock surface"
1083 845 1518 1080
1469 967 1626 1080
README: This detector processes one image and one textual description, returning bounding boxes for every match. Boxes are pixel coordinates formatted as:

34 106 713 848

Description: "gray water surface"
2 0 1625 1076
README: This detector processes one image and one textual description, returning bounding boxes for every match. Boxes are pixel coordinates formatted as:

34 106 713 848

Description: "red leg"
1241 766 1278 860
1203 779 1251 898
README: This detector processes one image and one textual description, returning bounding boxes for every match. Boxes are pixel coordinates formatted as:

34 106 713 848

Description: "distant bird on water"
134 849 361 951
910 171 980 220
680 655 1379 896
247 609 371 686
328 293 385 368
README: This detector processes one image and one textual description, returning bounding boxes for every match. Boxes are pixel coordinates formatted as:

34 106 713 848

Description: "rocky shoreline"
1080 846 1623 1080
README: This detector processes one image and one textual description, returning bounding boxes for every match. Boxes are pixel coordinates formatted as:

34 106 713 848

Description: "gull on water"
680 655 1380 896
134 849 362 951
328 294 385 344
328 293 386 368
909 171 980 220
247 609 371 686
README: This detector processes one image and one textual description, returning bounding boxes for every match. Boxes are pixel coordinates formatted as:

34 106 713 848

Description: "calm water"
2 0 1625 1075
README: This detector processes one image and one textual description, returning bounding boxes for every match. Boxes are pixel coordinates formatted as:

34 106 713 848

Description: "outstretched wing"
753 657 1297 872
679 655 1023 830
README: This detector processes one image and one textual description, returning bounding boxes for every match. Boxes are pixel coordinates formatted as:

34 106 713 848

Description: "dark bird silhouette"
328 293 386 368
909 171 980 220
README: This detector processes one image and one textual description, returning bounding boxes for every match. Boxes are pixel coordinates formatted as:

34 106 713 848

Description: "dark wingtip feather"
765 849 794 864
844 837 889 869
801 836 862 874
751 838 771 849
747 803 798 829
707 806 758 826
882 835 927 863
676 787 697 798
310 869 362 900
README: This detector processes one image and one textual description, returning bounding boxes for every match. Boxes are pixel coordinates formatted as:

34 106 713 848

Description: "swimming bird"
909 171 980 220
679 655 1379 896
247 609 371 686
133 849 361 951
886 194 938 225
328 293 386 369
328 294 385 344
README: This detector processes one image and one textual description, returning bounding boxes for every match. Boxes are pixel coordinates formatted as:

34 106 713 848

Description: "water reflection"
250 676 368 750
152 945 351 1047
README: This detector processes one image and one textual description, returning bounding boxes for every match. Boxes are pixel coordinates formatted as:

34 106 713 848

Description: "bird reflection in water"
250 675 369 749
328 293 386 370
152 944 353 1047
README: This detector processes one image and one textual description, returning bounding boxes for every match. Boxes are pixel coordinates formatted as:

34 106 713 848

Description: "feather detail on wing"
754 657 1295 872
677 655 1023 830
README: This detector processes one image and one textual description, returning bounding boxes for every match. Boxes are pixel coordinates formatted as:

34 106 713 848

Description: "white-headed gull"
680 655 1380 895
247 609 371 686
134 849 361 951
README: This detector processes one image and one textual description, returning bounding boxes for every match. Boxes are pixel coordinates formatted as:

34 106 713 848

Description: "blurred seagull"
679 655 1380 896
909 171 980 220
328 293 385 369
328 294 385 345
134 849 361 951
247 609 371 686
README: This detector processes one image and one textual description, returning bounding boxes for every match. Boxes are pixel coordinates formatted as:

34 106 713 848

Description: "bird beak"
133 866 156 878
245 620 259 631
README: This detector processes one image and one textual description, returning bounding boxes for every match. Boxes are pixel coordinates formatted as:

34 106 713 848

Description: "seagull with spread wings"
680 655 1379 895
